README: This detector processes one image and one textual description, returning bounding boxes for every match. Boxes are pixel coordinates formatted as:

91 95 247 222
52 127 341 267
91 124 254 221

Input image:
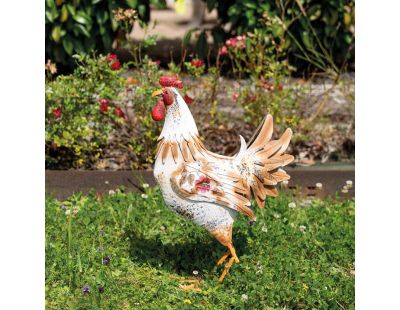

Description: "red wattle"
151 99 166 121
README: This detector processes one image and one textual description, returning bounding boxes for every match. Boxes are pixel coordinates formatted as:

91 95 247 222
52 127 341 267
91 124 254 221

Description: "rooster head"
150 75 198 138
151 75 183 122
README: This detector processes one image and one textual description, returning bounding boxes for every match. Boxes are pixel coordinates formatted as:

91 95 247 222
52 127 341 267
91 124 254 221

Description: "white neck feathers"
159 88 198 141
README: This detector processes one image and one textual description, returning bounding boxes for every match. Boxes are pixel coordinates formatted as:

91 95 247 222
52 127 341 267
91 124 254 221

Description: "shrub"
45 0 149 68
45 54 127 168
45 52 171 169
217 25 303 132
203 0 355 74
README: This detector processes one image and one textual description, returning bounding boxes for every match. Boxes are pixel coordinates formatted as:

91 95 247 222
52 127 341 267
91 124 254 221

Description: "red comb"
159 75 183 88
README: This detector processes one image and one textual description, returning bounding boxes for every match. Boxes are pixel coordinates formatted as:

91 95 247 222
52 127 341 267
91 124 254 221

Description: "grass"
45 187 354 309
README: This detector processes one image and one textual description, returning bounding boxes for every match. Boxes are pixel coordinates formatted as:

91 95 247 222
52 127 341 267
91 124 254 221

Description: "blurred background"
46 0 354 73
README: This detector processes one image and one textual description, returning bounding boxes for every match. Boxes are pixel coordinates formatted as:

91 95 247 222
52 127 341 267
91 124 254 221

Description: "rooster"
151 75 294 283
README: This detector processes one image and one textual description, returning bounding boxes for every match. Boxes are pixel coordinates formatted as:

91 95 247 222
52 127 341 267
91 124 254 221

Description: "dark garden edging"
45 164 354 200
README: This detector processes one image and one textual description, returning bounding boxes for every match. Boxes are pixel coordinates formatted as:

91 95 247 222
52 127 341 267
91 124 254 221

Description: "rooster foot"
218 256 238 283
216 250 231 266
216 243 239 283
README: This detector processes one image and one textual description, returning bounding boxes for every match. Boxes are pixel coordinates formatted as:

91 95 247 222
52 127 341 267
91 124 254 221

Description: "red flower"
218 46 228 56
232 93 239 101
184 94 193 105
99 99 109 113
191 59 204 68
115 107 125 118
277 84 283 91
111 61 121 71
225 37 237 48
52 107 62 118
248 94 257 102
225 35 246 49
107 54 117 62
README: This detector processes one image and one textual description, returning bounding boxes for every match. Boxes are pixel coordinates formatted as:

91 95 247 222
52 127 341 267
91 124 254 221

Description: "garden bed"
94 73 354 170
46 63 354 171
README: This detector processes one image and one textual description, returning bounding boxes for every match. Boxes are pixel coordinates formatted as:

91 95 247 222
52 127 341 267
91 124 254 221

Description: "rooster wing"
169 160 256 220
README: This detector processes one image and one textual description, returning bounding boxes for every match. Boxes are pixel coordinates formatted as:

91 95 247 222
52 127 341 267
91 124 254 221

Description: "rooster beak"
151 89 163 97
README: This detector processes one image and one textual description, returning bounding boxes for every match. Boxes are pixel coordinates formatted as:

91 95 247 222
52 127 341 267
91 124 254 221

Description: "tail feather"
241 115 294 209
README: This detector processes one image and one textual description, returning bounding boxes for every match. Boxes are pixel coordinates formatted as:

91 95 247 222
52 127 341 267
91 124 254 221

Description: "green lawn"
45 187 354 309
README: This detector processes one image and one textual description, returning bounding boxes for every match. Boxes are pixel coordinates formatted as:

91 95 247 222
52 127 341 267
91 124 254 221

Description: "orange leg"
218 256 236 283
227 243 239 263
217 243 239 283
210 225 240 283
216 249 231 266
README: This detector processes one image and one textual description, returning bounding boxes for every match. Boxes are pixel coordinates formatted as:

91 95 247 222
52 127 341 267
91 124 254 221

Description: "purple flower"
82 285 91 294
102 255 112 265
98 286 105 293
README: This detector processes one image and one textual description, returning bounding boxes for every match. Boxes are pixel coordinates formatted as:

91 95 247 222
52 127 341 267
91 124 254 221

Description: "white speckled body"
154 157 237 231
153 89 238 232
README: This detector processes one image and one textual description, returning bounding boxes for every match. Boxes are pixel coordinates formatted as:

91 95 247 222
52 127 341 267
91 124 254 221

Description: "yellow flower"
183 299 192 304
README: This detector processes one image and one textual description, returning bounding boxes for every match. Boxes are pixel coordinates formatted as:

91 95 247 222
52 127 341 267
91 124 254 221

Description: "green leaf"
72 38 85 53
62 38 74 55
138 4 146 19
73 11 91 25
73 24 91 38
196 31 208 59
243 0 256 9
60 5 69 22
66 4 76 16
96 10 108 24
102 33 112 49
301 31 312 49
45 11 55 23
182 28 198 47
45 0 59 22
46 0 56 9
307 5 321 21
126 0 138 7
51 25 61 42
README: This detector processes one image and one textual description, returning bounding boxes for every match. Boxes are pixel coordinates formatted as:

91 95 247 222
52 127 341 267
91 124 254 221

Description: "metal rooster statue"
151 75 294 283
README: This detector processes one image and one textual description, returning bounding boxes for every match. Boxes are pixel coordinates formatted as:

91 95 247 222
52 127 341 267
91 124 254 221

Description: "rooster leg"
216 249 231 266
218 256 236 283
210 225 239 282
227 243 239 263
210 249 230 274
